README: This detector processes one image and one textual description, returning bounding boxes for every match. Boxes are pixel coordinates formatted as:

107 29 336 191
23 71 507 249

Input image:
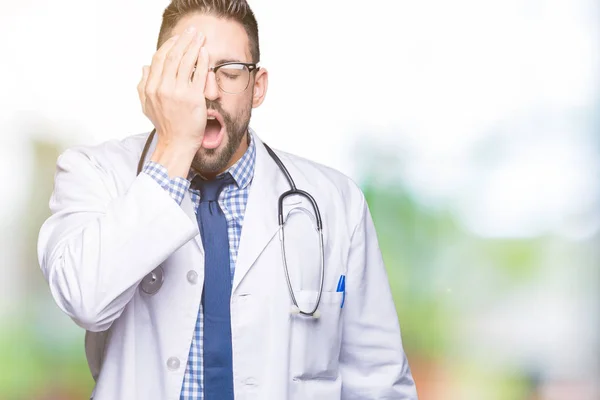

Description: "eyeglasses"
206 62 259 94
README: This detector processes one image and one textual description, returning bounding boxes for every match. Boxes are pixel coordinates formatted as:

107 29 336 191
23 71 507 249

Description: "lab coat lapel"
232 134 287 294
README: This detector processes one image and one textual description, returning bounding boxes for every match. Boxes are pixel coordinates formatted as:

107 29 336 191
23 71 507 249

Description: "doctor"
37 0 417 399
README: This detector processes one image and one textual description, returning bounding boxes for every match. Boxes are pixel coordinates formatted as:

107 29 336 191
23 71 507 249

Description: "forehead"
171 13 251 63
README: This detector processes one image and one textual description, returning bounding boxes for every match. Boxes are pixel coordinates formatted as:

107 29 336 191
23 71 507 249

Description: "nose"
204 70 220 101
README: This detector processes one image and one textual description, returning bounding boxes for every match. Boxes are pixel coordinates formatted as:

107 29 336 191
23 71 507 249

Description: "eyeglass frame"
207 61 260 94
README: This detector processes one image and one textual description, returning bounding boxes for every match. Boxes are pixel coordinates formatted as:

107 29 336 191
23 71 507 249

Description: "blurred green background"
1 0 599 399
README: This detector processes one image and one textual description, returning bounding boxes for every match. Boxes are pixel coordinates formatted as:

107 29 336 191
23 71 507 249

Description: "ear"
251 67 268 108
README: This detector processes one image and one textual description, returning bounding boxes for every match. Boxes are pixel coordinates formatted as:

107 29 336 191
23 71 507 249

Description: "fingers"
177 32 205 88
191 47 210 92
145 35 179 94
137 66 150 113
161 26 198 88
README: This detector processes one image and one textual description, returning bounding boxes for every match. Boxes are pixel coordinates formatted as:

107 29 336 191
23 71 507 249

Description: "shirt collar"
188 129 256 190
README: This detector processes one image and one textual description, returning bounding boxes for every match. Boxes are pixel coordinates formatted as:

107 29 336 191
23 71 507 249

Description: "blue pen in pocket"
336 275 346 308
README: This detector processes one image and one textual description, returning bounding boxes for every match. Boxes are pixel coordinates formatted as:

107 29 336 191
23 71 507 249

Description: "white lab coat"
38 130 417 400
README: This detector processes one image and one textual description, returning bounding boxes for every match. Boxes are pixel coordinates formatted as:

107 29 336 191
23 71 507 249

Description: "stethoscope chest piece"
140 266 164 295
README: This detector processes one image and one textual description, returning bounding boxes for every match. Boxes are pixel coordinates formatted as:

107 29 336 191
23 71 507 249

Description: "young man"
37 1 417 399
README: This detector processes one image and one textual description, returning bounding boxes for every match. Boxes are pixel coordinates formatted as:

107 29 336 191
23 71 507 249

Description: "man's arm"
37 149 198 333
339 195 418 399
38 26 213 333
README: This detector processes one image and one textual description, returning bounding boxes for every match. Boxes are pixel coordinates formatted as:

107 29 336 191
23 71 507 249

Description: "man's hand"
137 26 210 178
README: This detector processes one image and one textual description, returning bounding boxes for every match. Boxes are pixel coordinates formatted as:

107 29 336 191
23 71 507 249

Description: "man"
37 1 417 399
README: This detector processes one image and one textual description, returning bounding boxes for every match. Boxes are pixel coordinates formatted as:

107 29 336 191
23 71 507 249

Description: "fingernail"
186 25 196 33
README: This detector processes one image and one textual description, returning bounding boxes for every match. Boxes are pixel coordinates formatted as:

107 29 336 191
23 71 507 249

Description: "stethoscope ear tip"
312 309 321 319
290 305 300 315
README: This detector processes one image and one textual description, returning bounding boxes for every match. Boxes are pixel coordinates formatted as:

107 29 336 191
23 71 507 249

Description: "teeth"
207 116 216 120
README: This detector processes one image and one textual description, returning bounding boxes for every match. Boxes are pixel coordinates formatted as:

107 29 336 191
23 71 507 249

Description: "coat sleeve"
339 194 418 399
37 148 198 332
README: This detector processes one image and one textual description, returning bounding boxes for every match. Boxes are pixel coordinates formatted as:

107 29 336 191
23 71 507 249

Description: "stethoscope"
137 129 325 318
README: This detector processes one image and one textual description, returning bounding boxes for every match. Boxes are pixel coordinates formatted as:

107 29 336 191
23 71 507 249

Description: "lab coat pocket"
290 290 344 381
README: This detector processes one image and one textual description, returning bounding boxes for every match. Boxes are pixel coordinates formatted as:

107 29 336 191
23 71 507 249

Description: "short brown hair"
157 0 260 63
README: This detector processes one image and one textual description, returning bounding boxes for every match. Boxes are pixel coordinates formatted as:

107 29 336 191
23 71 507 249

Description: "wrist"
150 140 198 179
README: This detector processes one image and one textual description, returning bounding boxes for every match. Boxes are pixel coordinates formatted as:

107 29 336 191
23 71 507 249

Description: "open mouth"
203 112 225 149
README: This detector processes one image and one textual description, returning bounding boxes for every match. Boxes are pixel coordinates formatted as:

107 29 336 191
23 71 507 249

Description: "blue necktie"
194 173 235 400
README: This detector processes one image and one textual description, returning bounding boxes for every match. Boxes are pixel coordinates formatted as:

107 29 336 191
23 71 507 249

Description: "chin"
193 141 231 174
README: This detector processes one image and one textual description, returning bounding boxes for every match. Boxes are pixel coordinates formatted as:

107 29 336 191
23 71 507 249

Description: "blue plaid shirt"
142 133 256 399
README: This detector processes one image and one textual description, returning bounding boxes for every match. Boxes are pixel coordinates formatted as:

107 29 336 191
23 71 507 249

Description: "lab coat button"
186 270 198 285
141 266 164 295
167 357 180 371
